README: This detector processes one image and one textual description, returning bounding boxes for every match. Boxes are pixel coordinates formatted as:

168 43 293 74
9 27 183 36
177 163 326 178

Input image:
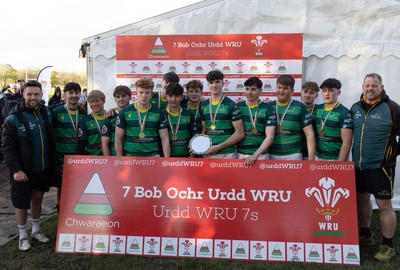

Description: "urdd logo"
74 172 113 215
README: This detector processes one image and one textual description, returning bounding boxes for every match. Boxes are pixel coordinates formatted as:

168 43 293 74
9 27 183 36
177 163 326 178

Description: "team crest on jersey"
102 126 107 134
116 117 120 125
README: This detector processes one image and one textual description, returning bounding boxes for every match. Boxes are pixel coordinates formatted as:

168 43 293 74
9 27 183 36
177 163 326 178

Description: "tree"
0 64 18 87
16 67 41 82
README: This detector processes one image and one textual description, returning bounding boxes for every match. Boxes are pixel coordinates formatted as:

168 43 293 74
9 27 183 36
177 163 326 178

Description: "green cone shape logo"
74 173 113 215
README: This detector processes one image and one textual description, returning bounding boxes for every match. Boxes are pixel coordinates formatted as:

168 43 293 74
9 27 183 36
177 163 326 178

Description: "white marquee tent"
81 0 400 207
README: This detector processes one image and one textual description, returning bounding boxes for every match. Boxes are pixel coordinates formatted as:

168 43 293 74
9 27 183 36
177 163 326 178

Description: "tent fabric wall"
82 0 400 208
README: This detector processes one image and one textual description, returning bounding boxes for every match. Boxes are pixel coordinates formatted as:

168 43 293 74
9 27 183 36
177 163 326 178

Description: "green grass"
0 211 399 270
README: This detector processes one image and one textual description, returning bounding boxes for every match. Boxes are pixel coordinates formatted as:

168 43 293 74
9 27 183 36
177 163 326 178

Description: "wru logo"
305 177 349 221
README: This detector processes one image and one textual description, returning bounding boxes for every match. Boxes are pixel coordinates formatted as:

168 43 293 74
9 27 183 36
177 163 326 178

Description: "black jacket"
1 102 59 186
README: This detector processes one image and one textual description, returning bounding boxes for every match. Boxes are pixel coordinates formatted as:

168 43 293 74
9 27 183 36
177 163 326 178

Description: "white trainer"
19 238 31 251
31 232 50 243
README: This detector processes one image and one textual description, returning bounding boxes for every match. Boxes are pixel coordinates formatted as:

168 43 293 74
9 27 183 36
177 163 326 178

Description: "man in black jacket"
351 73 400 262
1 80 58 251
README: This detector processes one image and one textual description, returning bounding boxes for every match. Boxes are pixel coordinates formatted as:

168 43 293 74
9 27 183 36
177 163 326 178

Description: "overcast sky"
0 0 201 72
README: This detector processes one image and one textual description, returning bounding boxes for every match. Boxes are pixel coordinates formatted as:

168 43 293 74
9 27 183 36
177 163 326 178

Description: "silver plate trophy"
189 134 212 155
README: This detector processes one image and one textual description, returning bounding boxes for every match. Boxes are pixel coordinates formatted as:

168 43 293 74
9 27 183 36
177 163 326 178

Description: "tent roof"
81 0 400 59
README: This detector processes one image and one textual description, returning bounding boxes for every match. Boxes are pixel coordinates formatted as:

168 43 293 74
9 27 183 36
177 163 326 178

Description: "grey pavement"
0 162 57 246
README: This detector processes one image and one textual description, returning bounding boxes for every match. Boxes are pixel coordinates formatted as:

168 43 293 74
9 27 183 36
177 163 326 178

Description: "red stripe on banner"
78 194 109 204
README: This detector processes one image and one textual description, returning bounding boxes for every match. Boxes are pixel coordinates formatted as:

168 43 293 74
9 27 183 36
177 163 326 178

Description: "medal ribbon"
91 112 104 134
308 104 315 114
65 105 79 136
209 95 225 127
276 99 293 127
135 103 150 135
320 101 339 132
246 100 260 131
167 107 182 138
188 103 200 121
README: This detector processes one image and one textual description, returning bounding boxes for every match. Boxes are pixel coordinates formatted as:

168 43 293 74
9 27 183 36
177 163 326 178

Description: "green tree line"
0 64 86 90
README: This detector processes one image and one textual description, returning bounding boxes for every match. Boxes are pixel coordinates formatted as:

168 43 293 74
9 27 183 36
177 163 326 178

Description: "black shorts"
355 166 395 200
10 167 51 209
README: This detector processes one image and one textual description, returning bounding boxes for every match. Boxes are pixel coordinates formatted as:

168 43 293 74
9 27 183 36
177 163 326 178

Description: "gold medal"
209 96 225 132
139 132 145 138
252 128 258 135
172 135 178 141
319 130 325 137
277 125 283 132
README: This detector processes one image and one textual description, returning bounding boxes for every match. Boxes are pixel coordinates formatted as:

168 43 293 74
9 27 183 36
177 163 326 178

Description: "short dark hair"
320 78 342 90
24 80 42 90
244 77 263 89
364 73 382 85
277 75 295 89
113 85 131 97
163 72 180 84
64 82 82 92
206 70 224 82
302 81 319 93
185 80 203 92
166 82 184 96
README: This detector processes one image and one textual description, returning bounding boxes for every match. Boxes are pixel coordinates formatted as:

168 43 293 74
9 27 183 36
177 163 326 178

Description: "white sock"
18 224 28 240
32 218 41 234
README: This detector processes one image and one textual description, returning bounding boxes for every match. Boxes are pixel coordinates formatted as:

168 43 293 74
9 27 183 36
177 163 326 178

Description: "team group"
2 70 400 263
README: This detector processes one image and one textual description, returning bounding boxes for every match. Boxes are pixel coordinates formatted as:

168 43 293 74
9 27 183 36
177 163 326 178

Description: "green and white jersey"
237 101 277 155
78 113 105 156
116 103 167 156
52 105 87 166
315 103 353 159
101 109 119 156
200 96 242 154
161 108 194 157
269 99 312 156
302 104 317 158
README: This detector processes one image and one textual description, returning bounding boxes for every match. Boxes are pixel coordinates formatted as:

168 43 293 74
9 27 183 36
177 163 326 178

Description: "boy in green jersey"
185 80 203 134
314 78 353 161
301 81 319 160
115 78 170 157
200 70 244 158
161 83 195 157
101 85 131 156
237 77 277 165
78 90 106 155
52 82 86 211
151 71 180 109
269 75 315 160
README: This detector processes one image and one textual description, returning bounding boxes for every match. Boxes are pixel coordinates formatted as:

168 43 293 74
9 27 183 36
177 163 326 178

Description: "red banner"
116 34 303 60
56 156 359 265
115 34 303 103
